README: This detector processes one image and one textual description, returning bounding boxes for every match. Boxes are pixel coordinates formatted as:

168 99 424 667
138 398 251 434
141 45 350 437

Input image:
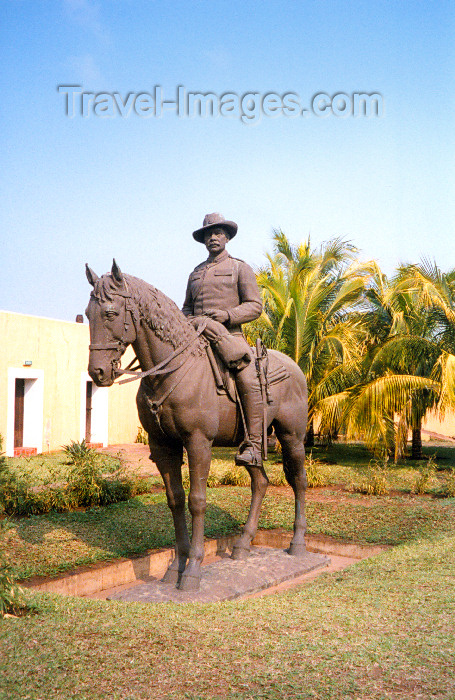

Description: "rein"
115 319 208 384
89 280 209 415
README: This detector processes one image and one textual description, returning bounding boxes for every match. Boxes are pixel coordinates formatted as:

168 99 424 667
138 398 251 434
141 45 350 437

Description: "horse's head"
85 260 137 386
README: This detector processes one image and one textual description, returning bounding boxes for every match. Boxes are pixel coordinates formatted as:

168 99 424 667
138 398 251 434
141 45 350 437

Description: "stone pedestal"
108 548 330 604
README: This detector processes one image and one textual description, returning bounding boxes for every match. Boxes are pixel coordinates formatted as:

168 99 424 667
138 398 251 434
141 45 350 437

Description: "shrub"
305 453 330 488
63 438 96 465
0 439 148 517
181 468 220 489
0 452 77 515
436 469 455 499
64 440 104 507
218 466 250 487
352 460 389 496
412 455 437 495
135 426 148 445
64 440 147 507
268 467 287 486
0 437 44 516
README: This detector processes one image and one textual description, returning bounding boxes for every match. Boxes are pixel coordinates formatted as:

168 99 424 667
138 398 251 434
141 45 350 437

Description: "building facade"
0 311 140 457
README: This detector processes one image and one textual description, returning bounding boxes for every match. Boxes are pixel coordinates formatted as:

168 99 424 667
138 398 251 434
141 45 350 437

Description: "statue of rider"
182 213 264 468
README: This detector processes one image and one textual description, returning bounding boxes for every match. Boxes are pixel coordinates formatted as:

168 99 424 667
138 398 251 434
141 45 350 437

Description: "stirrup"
235 441 262 467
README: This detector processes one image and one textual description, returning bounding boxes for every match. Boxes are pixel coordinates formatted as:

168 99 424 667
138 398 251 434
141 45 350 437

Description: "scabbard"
255 338 268 460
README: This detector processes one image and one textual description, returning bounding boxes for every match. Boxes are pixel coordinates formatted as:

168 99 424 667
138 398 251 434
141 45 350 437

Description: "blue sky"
1 0 454 321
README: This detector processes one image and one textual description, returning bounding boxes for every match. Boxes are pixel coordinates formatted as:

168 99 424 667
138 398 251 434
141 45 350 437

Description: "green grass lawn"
311 438 455 469
2 528 454 698
3 489 455 581
180 441 455 495
3 440 455 581
1 442 455 699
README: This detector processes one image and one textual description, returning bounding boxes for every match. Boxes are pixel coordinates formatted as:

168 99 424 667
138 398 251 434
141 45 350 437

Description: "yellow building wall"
422 411 455 441
106 346 143 446
0 311 141 455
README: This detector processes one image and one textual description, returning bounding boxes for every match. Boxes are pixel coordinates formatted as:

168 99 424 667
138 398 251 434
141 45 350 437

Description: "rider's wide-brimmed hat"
192 213 238 243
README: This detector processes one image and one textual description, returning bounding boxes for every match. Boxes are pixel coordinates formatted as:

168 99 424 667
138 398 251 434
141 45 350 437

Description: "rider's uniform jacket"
182 250 262 335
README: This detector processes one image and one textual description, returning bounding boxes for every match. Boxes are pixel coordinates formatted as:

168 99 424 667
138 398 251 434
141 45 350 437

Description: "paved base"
107 548 330 604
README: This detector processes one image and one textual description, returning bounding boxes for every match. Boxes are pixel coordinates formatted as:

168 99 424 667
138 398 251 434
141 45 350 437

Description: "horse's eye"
104 307 119 319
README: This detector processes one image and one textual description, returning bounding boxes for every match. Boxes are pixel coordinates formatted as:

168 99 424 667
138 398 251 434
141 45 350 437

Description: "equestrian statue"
85 213 309 592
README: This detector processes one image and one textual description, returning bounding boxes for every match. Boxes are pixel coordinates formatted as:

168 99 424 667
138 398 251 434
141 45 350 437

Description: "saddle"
205 340 290 403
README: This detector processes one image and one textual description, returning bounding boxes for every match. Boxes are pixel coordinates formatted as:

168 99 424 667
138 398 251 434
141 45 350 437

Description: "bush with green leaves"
219 466 250 487
64 440 143 507
64 440 104 506
267 467 288 486
181 467 220 489
0 460 32 614
0 435 44 515
0 439 149 517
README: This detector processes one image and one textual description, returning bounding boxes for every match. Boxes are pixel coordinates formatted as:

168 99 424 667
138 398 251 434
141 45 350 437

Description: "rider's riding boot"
234 363 264 468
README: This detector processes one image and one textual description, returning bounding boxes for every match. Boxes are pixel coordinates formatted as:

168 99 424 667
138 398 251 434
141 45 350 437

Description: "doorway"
85 381 93 442
80 374 108 446
14 378 25 448
7 370 44 457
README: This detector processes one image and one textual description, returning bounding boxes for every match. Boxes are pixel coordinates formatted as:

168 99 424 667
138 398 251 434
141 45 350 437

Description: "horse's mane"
95 272 197 349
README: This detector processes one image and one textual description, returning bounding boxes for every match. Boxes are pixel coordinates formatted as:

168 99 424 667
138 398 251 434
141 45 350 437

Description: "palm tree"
247 230 374 446
316 263 455 459
393 260 455 453
396 259 455 356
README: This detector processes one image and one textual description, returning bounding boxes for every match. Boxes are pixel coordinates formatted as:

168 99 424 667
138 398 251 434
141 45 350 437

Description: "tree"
247 231 374 446
316 263 455 459
393 260 455 454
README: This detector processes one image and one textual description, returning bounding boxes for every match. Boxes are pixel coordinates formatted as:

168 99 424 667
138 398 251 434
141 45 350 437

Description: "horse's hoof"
288 542 307 557
161 568 181 585
178 574 201 592
231 545 250 561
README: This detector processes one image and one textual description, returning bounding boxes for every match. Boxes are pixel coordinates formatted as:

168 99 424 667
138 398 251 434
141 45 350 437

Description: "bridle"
88 287 139 377
88 285 208 387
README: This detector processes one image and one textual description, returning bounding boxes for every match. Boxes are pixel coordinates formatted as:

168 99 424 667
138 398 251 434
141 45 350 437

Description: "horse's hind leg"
231 465 269 560
149 441 190 585
275 426 307 556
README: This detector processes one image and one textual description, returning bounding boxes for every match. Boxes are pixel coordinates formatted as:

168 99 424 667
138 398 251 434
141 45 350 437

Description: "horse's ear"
111 259 124 286
86 264 99 287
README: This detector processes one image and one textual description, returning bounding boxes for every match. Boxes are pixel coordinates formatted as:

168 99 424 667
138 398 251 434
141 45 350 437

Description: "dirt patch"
98 443 159 477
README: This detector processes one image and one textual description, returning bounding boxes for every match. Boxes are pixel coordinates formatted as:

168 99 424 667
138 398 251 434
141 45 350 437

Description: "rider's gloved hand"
204 309 229 324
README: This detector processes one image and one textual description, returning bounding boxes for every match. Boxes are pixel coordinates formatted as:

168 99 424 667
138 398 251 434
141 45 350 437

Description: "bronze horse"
86 261 308 591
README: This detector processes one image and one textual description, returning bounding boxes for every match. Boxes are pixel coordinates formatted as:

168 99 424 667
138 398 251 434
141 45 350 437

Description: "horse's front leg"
149 441 190 585
179 431 212 592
